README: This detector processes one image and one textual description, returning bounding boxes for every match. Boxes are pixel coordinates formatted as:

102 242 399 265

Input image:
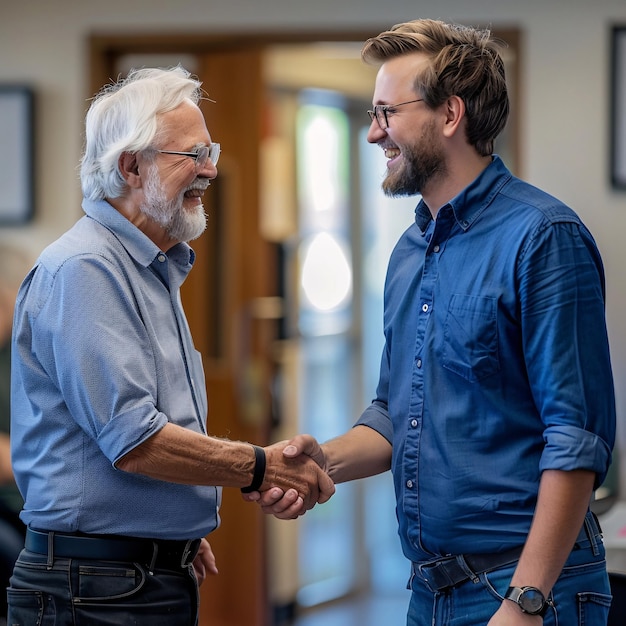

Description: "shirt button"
422 303 429 312
406 480 413 489
416 358 422 368
157 254 167 263
411 419 418 428
433 244 440 253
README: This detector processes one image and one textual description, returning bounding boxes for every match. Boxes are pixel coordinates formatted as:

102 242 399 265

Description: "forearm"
322 425 391 484
115 422 256 488
510 468 596 595
116 422 334 507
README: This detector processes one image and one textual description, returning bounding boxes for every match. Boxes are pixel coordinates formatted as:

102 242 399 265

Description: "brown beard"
382 120 446 197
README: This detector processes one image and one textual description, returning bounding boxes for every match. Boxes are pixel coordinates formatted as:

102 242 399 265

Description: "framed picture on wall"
0 86 34 223
611 26 626 190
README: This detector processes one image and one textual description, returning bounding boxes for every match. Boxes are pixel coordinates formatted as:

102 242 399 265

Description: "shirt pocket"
442 294 500 382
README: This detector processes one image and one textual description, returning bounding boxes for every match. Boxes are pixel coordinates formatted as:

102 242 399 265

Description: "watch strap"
504 586 548 617
240 445 266 493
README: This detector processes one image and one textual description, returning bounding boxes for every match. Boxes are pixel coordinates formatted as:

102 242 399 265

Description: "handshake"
242 434 334 519
241 426 392 518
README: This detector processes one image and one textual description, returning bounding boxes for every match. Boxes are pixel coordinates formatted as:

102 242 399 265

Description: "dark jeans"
7 548 199 625
0 508 25 622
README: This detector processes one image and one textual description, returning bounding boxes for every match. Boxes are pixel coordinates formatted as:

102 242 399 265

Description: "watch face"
519 588 545 614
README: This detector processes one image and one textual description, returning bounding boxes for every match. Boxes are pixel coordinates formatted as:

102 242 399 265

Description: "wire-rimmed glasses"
156 143 221 170
367 99 424 130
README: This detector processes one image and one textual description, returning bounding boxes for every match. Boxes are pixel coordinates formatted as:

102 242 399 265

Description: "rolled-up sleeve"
355 399 393 444
540 424 613 485
520 219 616 486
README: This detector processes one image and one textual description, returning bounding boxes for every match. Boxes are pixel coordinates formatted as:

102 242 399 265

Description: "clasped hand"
247 435 330 518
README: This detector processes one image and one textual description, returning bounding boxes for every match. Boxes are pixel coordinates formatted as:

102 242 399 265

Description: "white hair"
80 66 203 201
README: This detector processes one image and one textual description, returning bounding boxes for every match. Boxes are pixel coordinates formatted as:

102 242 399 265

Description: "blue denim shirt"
356 156 615 562
11 199 220 540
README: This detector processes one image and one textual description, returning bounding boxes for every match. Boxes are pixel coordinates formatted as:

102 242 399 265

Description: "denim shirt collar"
414 155 512 233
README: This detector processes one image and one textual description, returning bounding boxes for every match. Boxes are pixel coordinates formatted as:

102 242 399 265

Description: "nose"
366 118 386 144
197 159 217 180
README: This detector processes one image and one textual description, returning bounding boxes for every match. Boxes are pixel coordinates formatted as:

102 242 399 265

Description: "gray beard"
141 165 207 242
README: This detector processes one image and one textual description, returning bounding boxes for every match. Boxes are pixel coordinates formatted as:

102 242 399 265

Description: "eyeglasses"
156 143 221 170
367 99 424 130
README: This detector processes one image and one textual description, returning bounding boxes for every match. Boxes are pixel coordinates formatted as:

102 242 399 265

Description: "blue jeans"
7 548 199 625
407 542 611 625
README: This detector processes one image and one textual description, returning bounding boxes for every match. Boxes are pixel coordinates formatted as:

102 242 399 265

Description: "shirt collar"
414 155 512 233
81 198 195 272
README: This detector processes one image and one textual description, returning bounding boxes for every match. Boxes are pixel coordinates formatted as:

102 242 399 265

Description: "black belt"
25 528 201 571
415 545 524 593
413 512 603 593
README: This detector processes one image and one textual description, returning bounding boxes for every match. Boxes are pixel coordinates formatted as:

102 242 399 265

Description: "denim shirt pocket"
442 294 500 382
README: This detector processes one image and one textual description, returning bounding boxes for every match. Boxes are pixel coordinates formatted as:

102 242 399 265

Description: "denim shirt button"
410 419 418 428
406 480 413 489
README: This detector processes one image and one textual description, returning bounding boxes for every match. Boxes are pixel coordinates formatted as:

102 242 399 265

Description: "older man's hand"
243 435 332 518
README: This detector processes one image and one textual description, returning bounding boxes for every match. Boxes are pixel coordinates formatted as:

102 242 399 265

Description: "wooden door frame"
87 29 378 95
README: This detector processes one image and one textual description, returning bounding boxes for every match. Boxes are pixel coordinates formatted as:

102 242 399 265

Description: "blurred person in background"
0 243 32 626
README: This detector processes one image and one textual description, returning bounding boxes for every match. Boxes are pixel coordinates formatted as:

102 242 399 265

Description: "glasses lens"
192 146 209 170
367 107 387 130
209 143 220 166
377 107 388 129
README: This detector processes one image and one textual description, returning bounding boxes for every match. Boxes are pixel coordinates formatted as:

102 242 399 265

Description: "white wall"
2 0 626 488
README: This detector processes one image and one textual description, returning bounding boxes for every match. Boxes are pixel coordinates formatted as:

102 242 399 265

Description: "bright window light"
300 232 352 311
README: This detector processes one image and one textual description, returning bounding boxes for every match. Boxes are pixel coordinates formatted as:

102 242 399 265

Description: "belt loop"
180 539 196 568
407 563 416 591
148 541 158 575
46 531 54 569
584 511 600 556
455 555 479 584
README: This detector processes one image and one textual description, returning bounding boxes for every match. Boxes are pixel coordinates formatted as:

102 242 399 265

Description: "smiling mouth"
184 187 208 199
384 147 401 160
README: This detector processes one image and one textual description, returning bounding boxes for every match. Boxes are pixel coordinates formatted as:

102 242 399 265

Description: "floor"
291 594 409 626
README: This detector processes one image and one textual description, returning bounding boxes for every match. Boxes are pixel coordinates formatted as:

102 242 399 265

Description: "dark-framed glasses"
367 99 424 130
156 143 221 170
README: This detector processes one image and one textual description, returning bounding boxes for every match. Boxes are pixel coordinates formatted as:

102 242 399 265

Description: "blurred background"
1 1 626 625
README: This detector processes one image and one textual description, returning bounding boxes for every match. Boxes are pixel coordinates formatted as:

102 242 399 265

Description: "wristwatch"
504 586 548 616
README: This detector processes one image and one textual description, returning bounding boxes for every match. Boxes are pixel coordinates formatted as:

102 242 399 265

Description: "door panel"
193 48 273 626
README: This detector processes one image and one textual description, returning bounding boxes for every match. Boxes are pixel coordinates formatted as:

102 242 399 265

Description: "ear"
442 95 466 139
118 151 142 189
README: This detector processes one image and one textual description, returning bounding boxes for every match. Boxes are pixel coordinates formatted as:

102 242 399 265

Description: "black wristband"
241 445 266 493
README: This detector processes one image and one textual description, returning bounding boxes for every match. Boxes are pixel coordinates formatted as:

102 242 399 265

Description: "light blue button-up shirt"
11 198 220 540
356 156 615 562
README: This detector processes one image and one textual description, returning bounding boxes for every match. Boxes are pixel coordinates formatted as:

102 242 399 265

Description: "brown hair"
362 19 509 156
